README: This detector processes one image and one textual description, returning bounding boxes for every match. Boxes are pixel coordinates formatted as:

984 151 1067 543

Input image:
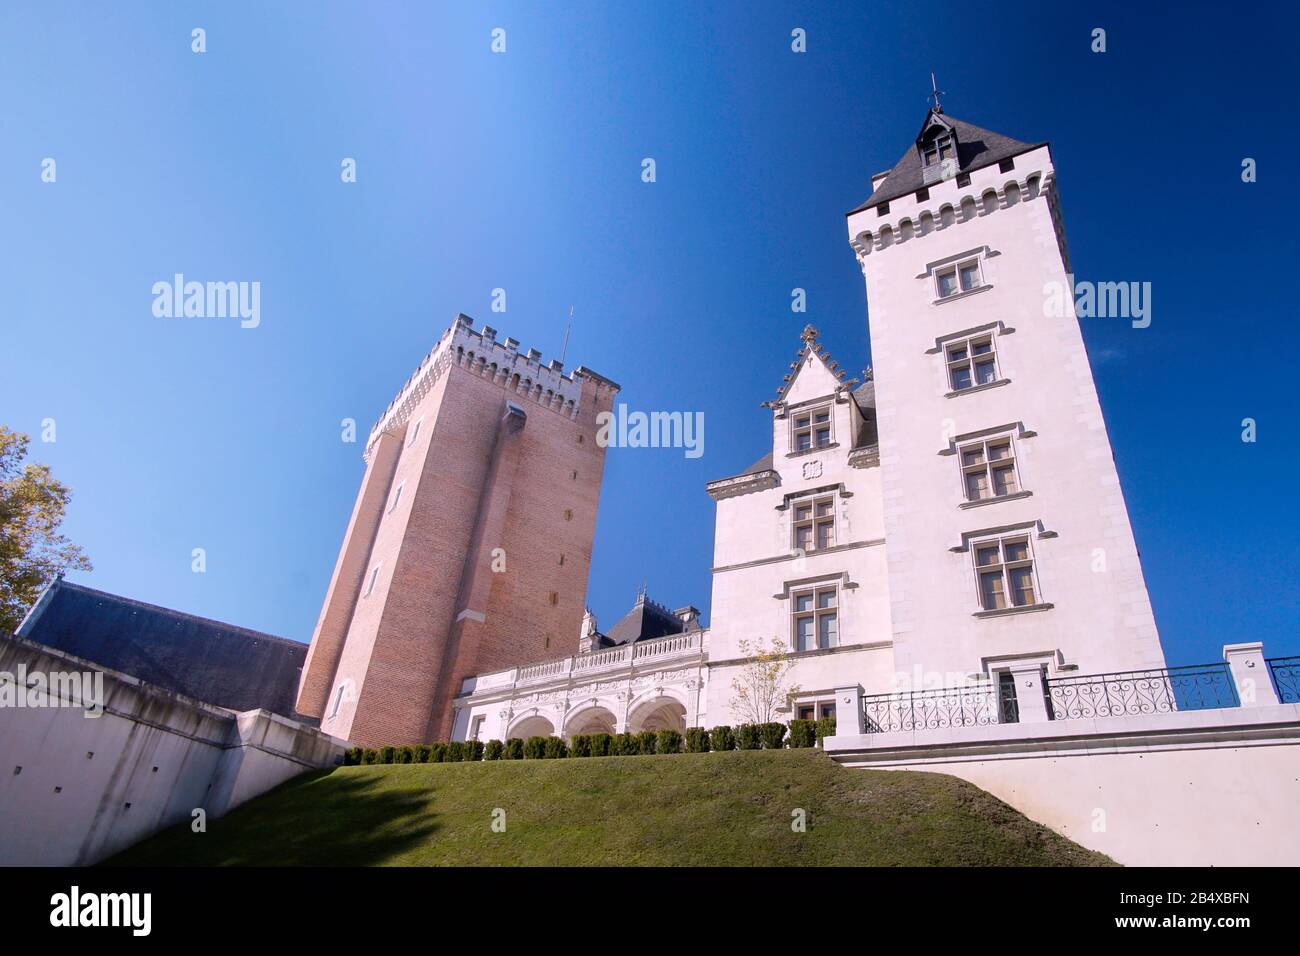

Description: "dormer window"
923 132 954 167
793 406 833 451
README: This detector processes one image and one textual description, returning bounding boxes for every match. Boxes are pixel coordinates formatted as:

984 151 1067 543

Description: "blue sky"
1 1 1295 667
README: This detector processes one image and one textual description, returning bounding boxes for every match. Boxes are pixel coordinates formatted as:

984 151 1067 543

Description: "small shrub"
343 747 363 766
570 735 592 758
760 722 787 750
466 739 485 761
448 741 472 762
815 716 837 743
523 736 548 759
685 727 710 753
656 729 683 754
787 719 816 749
612 733 638 756
361 748 379 765
378 745 397 764
589 732 613 757
504 738 524 760
395 745 415 764
710 725 735 752
429 743 448 763
736 724 762 750
413 744 432 763
543 736 568 759
635 731 657 755
485 739 504 760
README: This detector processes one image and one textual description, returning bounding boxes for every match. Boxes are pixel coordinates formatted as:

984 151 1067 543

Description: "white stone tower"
845 105 1165 685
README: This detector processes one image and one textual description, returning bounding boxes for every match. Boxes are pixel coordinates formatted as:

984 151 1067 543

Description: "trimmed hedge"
657 729 683 754
815 716 836 743
347 716 826 768
788 719 817 749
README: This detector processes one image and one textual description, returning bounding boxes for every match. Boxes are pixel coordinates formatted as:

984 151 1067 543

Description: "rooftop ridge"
28 579 303 649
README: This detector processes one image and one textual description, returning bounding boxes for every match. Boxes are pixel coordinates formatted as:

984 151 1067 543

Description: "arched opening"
627 697 687 734
510 715 555 740
566 706 617 738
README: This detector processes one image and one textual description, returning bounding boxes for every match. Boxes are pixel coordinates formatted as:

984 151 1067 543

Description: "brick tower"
297 314 619 746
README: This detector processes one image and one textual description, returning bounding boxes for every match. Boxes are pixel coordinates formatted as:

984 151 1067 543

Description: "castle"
303 105 1167 747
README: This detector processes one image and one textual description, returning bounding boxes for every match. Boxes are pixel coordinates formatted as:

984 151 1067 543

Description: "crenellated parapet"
363 314 610 461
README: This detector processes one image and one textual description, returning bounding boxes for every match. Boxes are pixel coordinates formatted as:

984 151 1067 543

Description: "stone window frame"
791 490 837 555
790 402 834 454
970 532 1044 616
939 421 1037 510
406 417 423 447
949 521 1056 619
794 698 838 722
388 481 404 514
918 245 998 306
791 582 839 653
927 321 1015 398
957 434 1022 506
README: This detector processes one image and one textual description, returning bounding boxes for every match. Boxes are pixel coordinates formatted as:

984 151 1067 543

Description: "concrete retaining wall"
0 635 348 866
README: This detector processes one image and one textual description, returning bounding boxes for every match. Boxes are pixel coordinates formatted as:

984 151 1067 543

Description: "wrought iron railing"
863 682 1005 734
1045 663 1239 720
1267 656 1300 704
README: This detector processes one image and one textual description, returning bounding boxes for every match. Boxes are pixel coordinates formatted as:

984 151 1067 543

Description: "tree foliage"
0 427 91 633
728 637 800 725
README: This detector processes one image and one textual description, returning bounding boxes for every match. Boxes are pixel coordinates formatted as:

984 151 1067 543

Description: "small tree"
728 637 801 725
0 427 92 633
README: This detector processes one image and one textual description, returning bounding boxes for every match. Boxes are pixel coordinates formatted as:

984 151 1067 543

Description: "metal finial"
800 324 819 344
929 72 944 113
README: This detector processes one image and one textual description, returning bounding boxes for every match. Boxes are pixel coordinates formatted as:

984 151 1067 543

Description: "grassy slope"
106 749 1114 866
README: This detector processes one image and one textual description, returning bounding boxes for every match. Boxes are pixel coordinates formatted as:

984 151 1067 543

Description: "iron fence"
1045 663 1239 720
1267 656 1300 704
863 682 1005 733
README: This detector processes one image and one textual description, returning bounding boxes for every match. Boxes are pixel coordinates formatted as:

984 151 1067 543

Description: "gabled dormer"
916 109 959 185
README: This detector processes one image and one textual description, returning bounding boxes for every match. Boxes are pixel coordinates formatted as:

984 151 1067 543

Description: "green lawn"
105 749 1114 866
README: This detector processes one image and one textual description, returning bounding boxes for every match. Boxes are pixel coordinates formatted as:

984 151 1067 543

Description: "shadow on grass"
102 768 440 867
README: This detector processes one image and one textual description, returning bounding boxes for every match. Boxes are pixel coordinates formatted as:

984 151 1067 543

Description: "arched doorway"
627 696 687 734
565 705 617 738
509 715 555 739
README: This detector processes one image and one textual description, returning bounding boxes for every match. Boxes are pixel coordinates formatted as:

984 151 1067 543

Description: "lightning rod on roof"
929 72 945 113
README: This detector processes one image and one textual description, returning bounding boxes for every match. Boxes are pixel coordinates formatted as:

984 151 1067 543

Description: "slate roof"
604 593 695 646
17 579 310 721
849 113 1045 213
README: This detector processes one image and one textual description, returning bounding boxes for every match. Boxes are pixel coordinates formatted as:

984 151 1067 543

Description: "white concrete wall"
846 144 1164 683
825 702 1300 866
0 635 347 866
